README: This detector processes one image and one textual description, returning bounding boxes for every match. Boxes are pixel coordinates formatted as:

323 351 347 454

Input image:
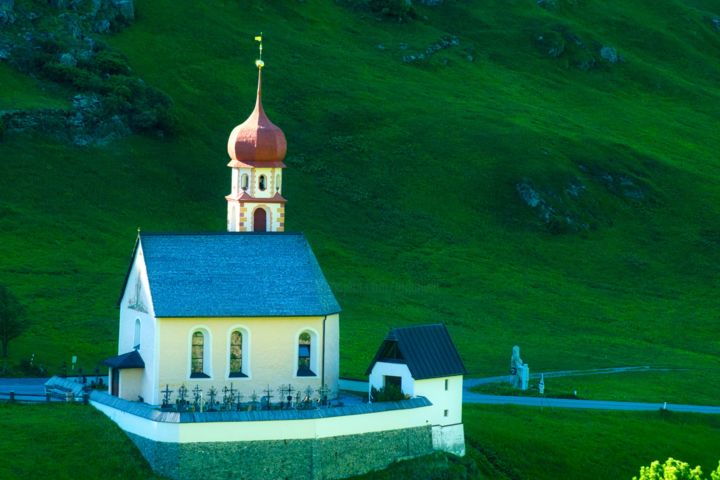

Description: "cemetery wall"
91 393 438 479
127 425 433 480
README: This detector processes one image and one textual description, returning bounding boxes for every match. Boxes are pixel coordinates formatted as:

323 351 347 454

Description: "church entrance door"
253 208 267 232
111 369 119 396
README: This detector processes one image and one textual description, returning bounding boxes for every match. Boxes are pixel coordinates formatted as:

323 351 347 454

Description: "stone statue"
510 345 530 390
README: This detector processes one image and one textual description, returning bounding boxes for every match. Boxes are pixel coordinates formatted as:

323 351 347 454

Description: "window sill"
296 369 317 377
228 372 248 378
190 372 210 379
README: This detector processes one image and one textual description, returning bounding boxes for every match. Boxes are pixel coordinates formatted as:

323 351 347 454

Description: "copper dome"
227 70 287 167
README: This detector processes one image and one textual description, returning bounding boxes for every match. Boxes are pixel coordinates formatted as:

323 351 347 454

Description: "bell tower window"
259 175 267 191
241 174 249 191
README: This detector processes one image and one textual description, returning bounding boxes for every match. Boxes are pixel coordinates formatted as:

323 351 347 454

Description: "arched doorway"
253 208 267 232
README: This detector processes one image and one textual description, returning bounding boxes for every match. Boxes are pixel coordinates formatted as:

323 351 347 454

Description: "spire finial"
254 33 264 70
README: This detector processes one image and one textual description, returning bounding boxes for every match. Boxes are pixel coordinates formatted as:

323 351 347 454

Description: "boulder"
59 52 77 66
600 46 619 63
111 0 134 20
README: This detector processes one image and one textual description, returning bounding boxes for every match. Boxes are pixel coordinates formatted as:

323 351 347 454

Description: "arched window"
241 174 249 191
297 330 317 377
258 175 267 191
253 207 267 232
133 319 141 350
229 330 247 377
275 174 281 192
191 330 210 378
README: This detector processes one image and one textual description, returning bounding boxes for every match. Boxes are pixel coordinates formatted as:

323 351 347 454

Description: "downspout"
321 315 327 390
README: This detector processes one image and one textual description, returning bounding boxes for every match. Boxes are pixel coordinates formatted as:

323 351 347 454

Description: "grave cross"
192 384 202 410
286 384 296 407
317 384 331 406
177 384 188 412
161 384 173 407
262 384 274 409
178 384 188 403
208 387 218 411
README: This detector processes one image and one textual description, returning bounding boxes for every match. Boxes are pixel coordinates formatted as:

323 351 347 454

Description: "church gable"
139 232 340 317
118 241 155 317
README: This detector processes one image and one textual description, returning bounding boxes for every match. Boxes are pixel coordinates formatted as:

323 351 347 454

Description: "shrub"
371 384 406 402
90 50 132 76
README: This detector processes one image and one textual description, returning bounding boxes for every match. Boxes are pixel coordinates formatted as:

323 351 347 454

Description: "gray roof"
102 350 145 369
366 324 466 380
125 233 340 317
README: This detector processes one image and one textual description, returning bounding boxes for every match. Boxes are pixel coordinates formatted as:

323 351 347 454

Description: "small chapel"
103 54 341 406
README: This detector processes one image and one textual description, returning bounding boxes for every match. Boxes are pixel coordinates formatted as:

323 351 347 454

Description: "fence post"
82 392 89 405
9 391 15 403
46 392 51 402
66 391 74 403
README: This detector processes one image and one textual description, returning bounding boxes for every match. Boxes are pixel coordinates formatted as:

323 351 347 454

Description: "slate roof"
123 232 340 317
366 323 467 380
102 350 145 369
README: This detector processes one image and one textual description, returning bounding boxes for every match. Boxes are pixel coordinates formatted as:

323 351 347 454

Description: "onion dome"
227 69 287 168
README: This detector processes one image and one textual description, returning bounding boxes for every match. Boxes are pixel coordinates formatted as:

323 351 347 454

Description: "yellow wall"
119 368 144 401
155 314 339 404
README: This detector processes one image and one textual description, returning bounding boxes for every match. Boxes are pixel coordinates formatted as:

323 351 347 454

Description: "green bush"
633 458 720 480
371 384 406 402
90 50 132 76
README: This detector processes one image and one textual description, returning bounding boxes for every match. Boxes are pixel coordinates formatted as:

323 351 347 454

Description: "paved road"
463 391 720 414
0 377 50 400
463 367 720 414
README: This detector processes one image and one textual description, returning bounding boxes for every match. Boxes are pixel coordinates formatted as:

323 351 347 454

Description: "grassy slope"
3 0 718 384
0 403 163 480
464 405 720 480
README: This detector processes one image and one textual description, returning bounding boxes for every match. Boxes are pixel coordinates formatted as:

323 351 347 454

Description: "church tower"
226 44 287 233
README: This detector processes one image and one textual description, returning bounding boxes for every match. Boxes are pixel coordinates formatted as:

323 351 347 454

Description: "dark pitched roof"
124 232 340 317
102 350 145 369
366 323 466 380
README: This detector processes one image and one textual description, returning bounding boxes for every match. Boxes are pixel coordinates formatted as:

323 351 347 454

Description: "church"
103 59 340 406
94 42 466 480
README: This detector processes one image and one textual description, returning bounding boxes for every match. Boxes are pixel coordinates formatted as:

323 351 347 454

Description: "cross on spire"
254 33 264 69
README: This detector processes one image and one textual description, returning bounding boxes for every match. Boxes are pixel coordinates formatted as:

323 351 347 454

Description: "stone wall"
128 425 433 480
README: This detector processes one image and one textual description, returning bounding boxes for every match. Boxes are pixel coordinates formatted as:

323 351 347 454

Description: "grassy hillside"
2 0 719 394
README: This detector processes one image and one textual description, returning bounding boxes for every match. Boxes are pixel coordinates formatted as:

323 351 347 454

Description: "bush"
633 458 720 480
371 384 406 402
90 50 132 76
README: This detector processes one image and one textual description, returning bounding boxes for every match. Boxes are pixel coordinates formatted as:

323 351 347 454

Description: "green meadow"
2 0 720 477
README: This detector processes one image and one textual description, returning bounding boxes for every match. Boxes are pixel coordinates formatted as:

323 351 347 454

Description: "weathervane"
255 32 264 69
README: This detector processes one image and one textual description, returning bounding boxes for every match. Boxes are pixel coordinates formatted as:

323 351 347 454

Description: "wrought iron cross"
208 387 218 409
162 384 173 407
263 384 274 408
178 384 188 403
192 385 202 404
